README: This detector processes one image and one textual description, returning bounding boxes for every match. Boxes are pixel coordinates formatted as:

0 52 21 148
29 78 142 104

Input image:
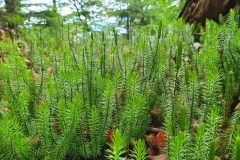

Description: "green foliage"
67 0 103 30
107 129 128 160
51 94 81 159
130 139 147 160
208 139 216 160
120 93 148 141
35 103 53 157
176 40 183 71
187 70 199 127
180 105 188 131
233 134 240 160
89 106 102 156
0 9 240 160
193 123 206 159
168 131 186 160
0 115 29 159
7 14 24 27
0 0 23 28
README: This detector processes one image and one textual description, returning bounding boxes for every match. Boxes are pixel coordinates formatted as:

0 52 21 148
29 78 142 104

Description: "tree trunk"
126 14 130 40
53 0 57 12
4 0 21 29
179 0 239 23
4 0 21 14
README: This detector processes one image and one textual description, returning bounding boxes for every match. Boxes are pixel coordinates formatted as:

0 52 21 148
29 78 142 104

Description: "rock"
193 42 201 50
224 154 230 160
192 42 202 53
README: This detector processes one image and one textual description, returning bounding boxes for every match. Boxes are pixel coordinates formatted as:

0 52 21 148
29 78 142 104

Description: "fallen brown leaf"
155 132 167 152
0 57 5 63
107 130 114 145
24 59 32 69
145 133 156 148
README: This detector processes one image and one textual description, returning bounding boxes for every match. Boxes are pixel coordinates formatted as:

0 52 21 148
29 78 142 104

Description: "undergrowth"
0 10 239 159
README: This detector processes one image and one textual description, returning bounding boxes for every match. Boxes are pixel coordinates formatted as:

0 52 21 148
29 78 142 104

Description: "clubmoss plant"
233 133 240 160
130 139 147 160
0 11 239 159
106 129 128 160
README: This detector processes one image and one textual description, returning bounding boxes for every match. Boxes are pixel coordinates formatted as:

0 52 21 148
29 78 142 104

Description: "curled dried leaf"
107 129 114 145
145 133 156 147
155 132 167 151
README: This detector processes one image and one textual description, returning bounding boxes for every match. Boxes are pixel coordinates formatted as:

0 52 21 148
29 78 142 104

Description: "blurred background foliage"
0 0 184 33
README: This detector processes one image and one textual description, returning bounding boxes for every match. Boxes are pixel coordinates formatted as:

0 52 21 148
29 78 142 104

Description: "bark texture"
179 0 239 23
